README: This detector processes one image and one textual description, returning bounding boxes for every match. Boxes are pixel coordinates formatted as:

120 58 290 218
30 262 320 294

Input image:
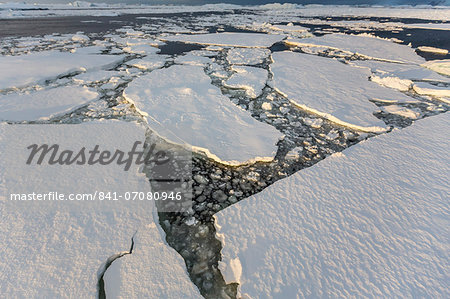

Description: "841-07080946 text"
9 191 183 201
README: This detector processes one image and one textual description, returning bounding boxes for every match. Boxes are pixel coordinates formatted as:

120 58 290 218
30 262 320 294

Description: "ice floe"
226 48 270 66
422 59 450 76
162 32 285 48
124 64 282 164
215 112 450 298
271 52 417 132
0 120 198 298
104 225 201 298
0 50 126 90
0 86 98 121
224 66 268 98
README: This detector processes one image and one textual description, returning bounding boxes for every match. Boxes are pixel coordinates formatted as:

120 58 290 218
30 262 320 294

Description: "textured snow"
287 34 425 64
215 112 450 299
123 64 282 164
0 121 198 298
104 224 201 298
0 50 126 90
163 33 285 48
224 66 268 98
271 52 416 132
423 59 450 76
371 75 413 92
127 55 168 71
0 86 98 121
351 60 450 84
226 48 270 65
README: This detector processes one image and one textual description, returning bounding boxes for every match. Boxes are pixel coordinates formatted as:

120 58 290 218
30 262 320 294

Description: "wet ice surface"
0 5 449 299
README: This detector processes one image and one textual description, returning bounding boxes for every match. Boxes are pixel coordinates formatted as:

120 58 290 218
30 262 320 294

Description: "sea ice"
226 48 270 65
0 120 199 298
0 50 126 90
0 86 98 121
215 112 450 299
422 59 450 76
286 33 425 64
224 66 268 98
271 52 416 132
162 32 285 48
104 225 201 298
123 64 282 164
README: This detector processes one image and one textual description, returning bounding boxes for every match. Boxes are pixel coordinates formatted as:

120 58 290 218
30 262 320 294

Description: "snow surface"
0 120 200 298
127 54 168 71
174 53 211 66
379 105 421 119
423 59 450 76
417 46 449 55
215 112 450 299
224 66 268 98
226 48 270 66
269 24 309 33
162 33 285 48
286 33 425 64
0 85 98 121
351 60 450 84
123 64 282 164
413 82 450 102
0 50 126 90
104 224 201 298
271 52 417 132
72 70 117 84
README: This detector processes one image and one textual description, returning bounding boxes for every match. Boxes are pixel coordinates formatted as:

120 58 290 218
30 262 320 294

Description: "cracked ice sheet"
227 48 270 66
287 33 425 64
422 59 450 77
0 85 98 121
162 32 285 48
127 54 168 71
0 120 199 298
271 52 415 132
104 225 201 298
124 64 282 164
215 112 450 299
224 66 268 99
350 60 450 84
0 50 126 90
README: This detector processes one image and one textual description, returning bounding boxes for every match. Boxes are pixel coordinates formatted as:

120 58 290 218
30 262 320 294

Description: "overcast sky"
4 0 449 5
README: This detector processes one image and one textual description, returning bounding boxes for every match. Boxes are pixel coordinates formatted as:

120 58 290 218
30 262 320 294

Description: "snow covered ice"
215 113 450 299
0 50 126 90
123 64 282 164
0 4 448 299
0 86 98 121
0 121 199 298
163 32 285 48
270 51 416 132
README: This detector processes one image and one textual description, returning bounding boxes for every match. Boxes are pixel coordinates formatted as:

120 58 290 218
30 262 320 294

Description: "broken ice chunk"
224 66 268 99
